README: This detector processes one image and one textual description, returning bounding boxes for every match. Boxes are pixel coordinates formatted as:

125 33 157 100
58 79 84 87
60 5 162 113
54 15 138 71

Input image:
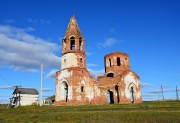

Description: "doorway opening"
107 90 114 104
130 87 134 103
115 85 120 103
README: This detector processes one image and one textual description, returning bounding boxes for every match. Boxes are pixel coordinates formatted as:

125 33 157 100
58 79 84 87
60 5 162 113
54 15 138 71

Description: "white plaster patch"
85 87 94 100
68 86 72 100
124 72 136 85
58 69 72 80
94 86 100 96
61 53 78 69
81 80 86 85
124 72 137 98
136 91 141 99
76 95 81 101
56 84 60 101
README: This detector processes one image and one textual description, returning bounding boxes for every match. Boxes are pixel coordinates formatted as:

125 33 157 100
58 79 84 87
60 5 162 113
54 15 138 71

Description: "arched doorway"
115 85 120 103
107 90 114 104
130 87 134 103
60 81 68 102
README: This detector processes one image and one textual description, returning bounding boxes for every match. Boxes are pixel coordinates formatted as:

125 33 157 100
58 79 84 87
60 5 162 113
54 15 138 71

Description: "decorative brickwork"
55 16 142 106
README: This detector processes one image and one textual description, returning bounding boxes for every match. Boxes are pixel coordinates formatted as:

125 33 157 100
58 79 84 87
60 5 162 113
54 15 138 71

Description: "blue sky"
0 0 180 103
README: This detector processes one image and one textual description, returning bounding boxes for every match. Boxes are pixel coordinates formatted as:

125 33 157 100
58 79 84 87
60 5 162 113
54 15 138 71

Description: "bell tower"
61 16 86 69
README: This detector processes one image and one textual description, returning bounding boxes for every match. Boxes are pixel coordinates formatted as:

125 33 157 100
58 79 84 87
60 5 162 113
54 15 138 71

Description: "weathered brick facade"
55 16 142 106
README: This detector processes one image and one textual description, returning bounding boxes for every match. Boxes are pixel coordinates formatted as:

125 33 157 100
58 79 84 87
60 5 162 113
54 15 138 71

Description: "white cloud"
149 89 176 93
98 38 117 48
42 88 53 92
141 83 152 88
87 63 98 67
40 19 50 24
0 86 15 89
86 52 92 56
0 25 61 72
98 38 124 48
87 68 104 79
26 18 50 24
142 94 154 97
46 69 58 79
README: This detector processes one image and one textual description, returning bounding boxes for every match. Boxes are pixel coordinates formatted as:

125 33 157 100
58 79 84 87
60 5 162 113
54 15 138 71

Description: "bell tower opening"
79 37 82 51
117 57 121 66
109 59 112 67
70 37 75 50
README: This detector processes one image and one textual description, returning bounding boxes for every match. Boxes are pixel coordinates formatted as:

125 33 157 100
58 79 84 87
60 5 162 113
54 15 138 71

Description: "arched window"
70 37 75 50
109 59 111 67
80 58 82 62
81 86 84 93
79 37 82 51
106 73 114 77
117 57 121 66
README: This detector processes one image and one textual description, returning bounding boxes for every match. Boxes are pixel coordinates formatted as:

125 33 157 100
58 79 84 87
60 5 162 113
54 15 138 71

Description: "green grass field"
0 101 180 123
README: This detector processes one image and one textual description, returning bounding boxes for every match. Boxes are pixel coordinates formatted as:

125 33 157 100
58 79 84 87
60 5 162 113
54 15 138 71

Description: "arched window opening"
80 58 82 62
79 37 82 51
107 90 114 104
109 59 112 67
64 83 68 102
106 73 114 77
81 86 84 93
117 57 121 66
70 37 75 50
130 87 134 103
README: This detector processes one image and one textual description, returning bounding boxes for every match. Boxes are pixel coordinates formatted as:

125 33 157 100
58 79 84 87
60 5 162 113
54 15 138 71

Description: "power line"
0 74 12 86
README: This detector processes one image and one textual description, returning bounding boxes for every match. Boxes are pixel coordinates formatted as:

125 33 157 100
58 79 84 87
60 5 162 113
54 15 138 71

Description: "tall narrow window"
80 58 82 62
79 37 82 51
117 57 121 66
70 37 75 50
81 86 84 93
109 59 111 67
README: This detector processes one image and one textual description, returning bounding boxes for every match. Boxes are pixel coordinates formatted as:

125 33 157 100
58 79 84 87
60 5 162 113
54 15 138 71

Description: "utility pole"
176 85 179 101
40 59 43 106
161 84 164 101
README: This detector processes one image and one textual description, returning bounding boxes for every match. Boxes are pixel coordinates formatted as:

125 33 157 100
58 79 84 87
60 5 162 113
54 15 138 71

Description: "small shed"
44 95 55 105
8 87 39 108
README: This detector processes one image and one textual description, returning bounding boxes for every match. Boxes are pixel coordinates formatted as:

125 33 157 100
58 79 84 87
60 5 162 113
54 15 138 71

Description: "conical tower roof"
64 15 82 38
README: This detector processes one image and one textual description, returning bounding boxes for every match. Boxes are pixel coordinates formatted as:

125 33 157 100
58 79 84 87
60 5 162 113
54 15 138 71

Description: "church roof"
13 88 39 95
64 15 82 38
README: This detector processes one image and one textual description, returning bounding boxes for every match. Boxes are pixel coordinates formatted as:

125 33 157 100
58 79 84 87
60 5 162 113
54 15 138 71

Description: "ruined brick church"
55 16 142 106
